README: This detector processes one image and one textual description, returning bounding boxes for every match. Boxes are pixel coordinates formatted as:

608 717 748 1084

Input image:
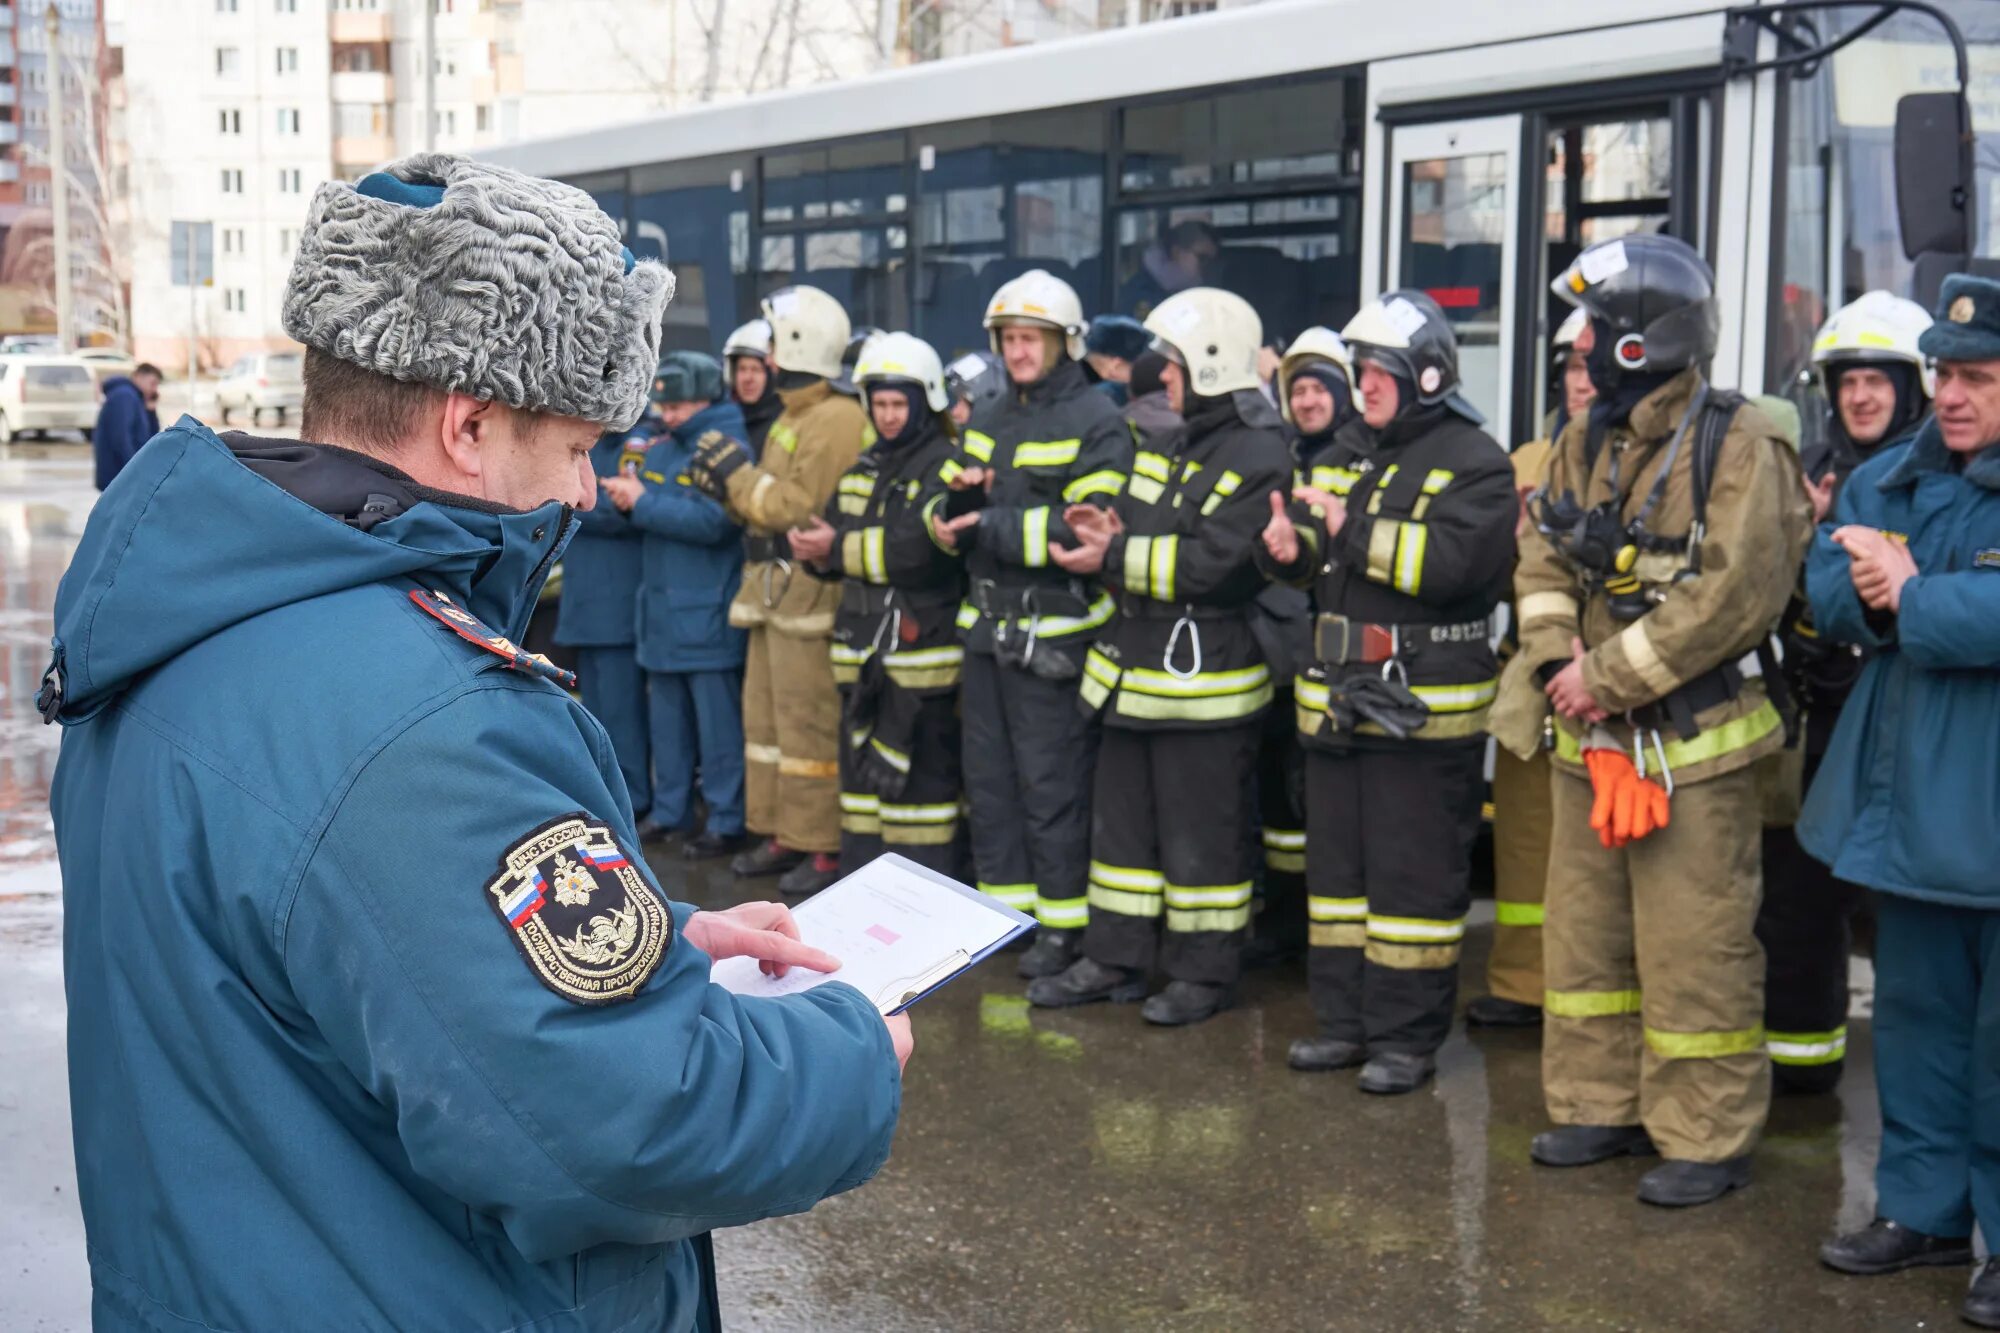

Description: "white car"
215 352 304 426
76 347 138 387
0 355 101 443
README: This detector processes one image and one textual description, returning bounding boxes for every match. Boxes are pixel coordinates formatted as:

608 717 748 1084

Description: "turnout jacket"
1496 369 1811 785
1259 406 1516 749
1080 391 1292 730
725 378 868 638
46 422 899 1333
958 358 1134 659
1798 422 2000 906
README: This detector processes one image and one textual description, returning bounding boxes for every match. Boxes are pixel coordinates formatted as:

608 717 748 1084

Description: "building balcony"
0 123 18 146
0 85 18 108
0 160 21 183
332 132 396 168
330 70 392 104
328 11 393 44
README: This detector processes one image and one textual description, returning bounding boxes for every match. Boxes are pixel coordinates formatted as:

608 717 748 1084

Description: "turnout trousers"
1757 750 1862 1086
1543 765 1770 1162
645 668 744 837
1488 745 1553 1007
837 687 963 876
1871 893 2000 1243
1083 723 1260 987
960 651 1097 930
1304 743 1483 1056
742 625 841 855
576 644 650 818
1254 700 1309 961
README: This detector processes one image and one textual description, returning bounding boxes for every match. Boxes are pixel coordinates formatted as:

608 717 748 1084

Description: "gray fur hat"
282 152 672 428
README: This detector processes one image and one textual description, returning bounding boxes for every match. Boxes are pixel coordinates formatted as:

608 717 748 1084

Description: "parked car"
76 348 137 387
215 352 304 426
0 356 101 443
0 335 60 357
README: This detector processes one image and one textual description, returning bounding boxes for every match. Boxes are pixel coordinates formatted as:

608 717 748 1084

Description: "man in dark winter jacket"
92 363 161 489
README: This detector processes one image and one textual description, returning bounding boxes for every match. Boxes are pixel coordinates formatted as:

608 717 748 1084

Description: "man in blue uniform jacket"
553 412 657 822
42 152 908 1333
1802 272 2000 1329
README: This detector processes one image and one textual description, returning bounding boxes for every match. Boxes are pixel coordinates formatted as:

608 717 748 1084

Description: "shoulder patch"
410 588 578 690
1975 549 2000 570
487 813 673 1004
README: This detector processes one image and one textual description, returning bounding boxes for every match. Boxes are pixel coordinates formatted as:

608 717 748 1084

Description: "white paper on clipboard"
708 854 1035 1014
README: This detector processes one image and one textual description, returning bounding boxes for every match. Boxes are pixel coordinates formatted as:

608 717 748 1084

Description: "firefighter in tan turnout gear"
1497 234 1811 1207
689 284 869 897
1025 287 1292 1027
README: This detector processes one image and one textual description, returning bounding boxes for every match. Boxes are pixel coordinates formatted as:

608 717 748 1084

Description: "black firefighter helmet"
1552 234 1719 379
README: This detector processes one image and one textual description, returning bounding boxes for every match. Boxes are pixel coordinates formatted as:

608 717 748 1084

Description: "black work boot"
1358 1051 1436 1095
1636 1155 1752 1207
1288 1035 1367 1072
635 817 679 844
1818 1218 1973 1276
682 830 753 861
1465 995 1544 1028
1530 1124 1658 1168
1026 957 1148 1009
1016 929 1078 980
776 853 840 897
1140 980 1234 1027
1964 1258 2000 1329
731 839 804 878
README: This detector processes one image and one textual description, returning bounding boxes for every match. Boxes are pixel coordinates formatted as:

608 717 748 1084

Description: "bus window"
1115 197 1357 345
629 155 752 356
760 136 912 336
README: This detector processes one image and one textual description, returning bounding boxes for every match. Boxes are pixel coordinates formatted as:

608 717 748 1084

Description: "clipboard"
709 853 1037 1015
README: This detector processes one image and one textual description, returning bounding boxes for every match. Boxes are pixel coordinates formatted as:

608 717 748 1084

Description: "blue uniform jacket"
92 375 159 490
628 399 748 675
47 420 899 1332
552 426 653 647
1798 418 2000 906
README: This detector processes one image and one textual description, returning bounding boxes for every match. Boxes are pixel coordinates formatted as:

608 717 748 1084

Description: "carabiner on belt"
1164 606 1203 682
761 556 795 609
1378 625 1407 688
870 595 904 658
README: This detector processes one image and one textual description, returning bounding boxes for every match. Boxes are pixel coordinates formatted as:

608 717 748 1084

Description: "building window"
276 47 298 74
218 108 241 135
275 107 300 135
26 181 47 205
221 168 243 193
475 104 491 133
334 46 381 73
333 102 388 139
216 47 241 77
224 288 247 313
275 0 298 11
221 227 246 255
279 227 297 254
216 0 239 12
433 109 456 137
278 167 302 193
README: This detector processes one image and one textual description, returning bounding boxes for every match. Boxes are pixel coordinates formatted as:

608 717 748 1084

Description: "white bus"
485 0 1996 453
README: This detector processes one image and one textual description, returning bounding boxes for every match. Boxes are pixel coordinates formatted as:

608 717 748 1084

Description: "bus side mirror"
1896 92 1974 261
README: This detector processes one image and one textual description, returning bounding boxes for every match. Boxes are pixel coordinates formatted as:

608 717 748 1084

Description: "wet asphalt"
0 452 1970 1331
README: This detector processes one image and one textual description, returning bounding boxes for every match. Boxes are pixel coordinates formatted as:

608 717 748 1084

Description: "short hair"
1165 219 1220 251
133 362 162 379
300 346 445 451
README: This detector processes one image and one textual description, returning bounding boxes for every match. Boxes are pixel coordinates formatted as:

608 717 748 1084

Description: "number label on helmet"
1580 240 1630 285
1382 297 1428 341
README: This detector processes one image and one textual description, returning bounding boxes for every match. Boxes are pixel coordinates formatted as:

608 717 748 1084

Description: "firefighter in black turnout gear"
791 333 967 873
1760 291 1933 1093
934 270 1132 976
1026 287 1293 1027
1260 290 1516 1093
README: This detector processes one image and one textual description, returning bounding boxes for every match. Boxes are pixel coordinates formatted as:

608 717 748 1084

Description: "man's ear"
439 393 493 482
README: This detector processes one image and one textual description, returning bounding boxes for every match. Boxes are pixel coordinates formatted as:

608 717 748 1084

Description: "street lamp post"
43 1 73 353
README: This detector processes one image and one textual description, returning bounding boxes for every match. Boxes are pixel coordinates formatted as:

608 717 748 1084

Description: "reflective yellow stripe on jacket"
1080 647 1273 724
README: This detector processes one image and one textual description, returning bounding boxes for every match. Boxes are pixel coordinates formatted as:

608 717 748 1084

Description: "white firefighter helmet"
983 268 1088 361
761 285 850 379
1144 287 1264 398
1812 290 1936 398
1278 325 1360 424
855 331 950 413
1553 306 1589 352
722 317 772 361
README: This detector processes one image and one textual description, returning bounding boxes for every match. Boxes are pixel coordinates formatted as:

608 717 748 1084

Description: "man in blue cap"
44 152 908 1333
1806 271 2000 1328
1083 312 1154 407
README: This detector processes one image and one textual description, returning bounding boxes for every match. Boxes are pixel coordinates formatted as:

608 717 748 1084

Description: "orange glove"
1583 746 1672 849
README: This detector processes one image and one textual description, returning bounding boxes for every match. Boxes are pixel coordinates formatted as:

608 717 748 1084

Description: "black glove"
1325 674 1431 741
689 432 750 498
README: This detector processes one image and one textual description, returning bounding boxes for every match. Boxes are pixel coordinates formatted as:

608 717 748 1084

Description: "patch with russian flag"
486 813 671 1005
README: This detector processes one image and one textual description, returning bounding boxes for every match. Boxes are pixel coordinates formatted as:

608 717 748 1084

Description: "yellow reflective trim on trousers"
880 801 959 823
1022 507 1051 568
745 742 783 765
838 791 881 814
1265 849 1306 873
1064 470 1125 503
1393 521 1428 595
1164 882 1253 910
1115 680 1273 722
1294 674 1490 740
979 882 1037 909
1013 438 1082 468
1495 900 1546 927
1367 914 1466 943
1124 535 1154 598
1127 474 1166 505
1768 1027 1848 1066
1133 450 1171 482
1412 678 1498 712
779 756 839 779
1308 895 1366 922
1366 939 1460 970
1545 988 1643 1018
1036 895 1089 928
1646 1025 1767 1060
1150 534 1179 602
962 430 995 463
1200 469 1243 517
1262 827 1306 851
868 738 911 773
883 821 957 846
1089 860 1165 892
1090 883 1165 918
1168 905 1253 933
1119 662 1270 698
840 813 882 834
1553 700 1783 769
1310 922 1366 948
